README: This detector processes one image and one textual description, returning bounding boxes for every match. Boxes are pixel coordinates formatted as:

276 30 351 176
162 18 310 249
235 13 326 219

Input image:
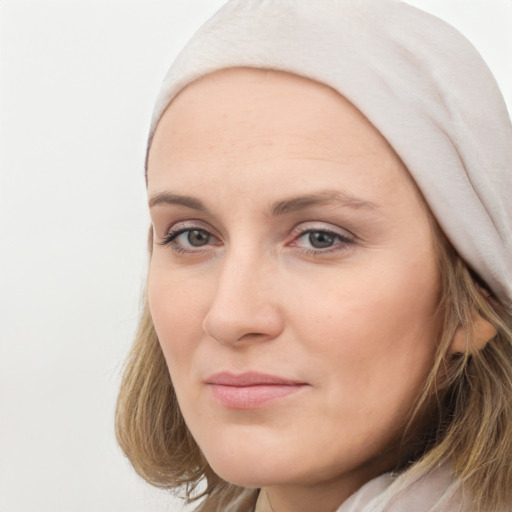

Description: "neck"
258 447 405 512
261 470 377 512
257 421 437 512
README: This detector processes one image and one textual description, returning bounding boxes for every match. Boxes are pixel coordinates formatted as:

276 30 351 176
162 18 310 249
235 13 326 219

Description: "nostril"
202 303 284 347
207 332 266 346
236 331 270 343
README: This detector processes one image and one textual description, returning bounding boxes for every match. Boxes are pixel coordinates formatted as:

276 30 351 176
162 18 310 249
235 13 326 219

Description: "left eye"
303 231 337 249
294 229 352 251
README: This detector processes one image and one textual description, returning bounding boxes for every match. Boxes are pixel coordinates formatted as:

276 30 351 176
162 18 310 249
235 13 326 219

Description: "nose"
202 252 285 346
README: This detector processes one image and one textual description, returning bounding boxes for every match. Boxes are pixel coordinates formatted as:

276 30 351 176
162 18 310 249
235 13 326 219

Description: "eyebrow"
148 190 377 215
271 191 377 216
149 193 208 212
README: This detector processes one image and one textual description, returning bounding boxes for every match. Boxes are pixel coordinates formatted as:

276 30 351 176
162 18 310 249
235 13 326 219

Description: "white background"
0 1 510 511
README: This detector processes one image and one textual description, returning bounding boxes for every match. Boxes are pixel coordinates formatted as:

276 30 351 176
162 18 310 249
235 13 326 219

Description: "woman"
116 1 512 511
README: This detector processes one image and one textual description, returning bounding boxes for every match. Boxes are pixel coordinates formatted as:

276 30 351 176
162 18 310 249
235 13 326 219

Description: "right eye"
160 226 220 253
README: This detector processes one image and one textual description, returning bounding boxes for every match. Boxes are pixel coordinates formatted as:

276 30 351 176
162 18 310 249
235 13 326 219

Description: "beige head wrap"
148 0 512 305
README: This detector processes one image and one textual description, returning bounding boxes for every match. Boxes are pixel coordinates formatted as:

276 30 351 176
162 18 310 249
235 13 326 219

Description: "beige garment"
254 490 273 512
253 464 469 512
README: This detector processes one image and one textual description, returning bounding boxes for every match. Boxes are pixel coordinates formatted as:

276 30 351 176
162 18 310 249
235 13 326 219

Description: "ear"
450 313 497 354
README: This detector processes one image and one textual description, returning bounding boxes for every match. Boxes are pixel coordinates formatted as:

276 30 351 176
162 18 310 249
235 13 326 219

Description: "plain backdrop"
0 1 510 511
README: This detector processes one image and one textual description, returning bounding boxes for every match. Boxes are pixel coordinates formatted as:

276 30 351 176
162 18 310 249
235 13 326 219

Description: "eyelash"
159 224 355 255
290 227 355 254
159 226 216 254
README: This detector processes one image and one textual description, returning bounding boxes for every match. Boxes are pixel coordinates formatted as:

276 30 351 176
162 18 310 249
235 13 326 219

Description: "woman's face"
147 69 442 497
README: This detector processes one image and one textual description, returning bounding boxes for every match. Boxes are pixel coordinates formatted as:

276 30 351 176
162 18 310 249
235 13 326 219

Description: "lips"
205 372 308 409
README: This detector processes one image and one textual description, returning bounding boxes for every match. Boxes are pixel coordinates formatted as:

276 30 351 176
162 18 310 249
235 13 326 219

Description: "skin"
146 68 446 512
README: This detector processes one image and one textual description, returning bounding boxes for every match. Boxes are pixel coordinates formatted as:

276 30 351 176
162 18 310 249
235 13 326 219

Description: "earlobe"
450 313 497 354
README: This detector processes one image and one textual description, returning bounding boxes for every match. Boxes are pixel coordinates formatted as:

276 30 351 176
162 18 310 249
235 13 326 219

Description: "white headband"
148 0 512 305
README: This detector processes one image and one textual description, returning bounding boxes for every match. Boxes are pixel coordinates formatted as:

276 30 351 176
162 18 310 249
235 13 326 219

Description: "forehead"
147 68 418 204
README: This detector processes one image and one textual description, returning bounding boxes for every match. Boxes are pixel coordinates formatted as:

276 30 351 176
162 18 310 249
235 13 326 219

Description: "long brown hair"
116 226 512 511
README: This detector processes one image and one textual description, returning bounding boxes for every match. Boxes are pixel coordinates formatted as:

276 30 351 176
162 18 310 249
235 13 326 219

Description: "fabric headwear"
148 0 512 305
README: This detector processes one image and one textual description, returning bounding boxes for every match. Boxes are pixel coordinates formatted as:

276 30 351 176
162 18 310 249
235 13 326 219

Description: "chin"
208 457 286 489
199 428 297 488
210 466 269 489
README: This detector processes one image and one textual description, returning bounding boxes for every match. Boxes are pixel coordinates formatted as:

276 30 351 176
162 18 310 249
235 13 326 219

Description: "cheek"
293 255 441 416
147 260 208 371
295 261 439 345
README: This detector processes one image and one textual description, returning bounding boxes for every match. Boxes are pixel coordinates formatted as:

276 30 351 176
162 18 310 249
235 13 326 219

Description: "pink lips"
205 372 308 409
